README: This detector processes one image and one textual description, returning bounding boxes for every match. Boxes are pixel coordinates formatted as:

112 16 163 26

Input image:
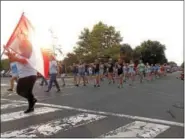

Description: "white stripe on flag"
1 103 27 110
1 107 60 122
1 113 106 137
100 121 170 138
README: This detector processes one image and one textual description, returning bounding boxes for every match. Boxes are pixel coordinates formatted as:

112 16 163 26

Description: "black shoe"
24 108 34 113
76 84 79 87
84 84 86 86
33 98 37 106
7 89 13 91
40 84 43 86
45 90 49 92
94 85 96 87
97 85 100 87
29 98 37 110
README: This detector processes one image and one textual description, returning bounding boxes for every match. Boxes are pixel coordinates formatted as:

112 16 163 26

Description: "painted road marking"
1 83 9 86
1 113 106 137
1 107 60 122
1 102 27 110
100 121 170 138
2 98 183 127
1 83 17 86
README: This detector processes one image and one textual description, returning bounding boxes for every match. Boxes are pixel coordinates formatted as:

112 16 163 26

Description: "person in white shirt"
40 75 48 86
45 55 60 92
4 47 37 114
58 61 66 87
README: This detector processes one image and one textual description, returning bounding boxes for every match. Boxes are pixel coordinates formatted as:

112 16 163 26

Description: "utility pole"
48 28 57 56
48 28 64 63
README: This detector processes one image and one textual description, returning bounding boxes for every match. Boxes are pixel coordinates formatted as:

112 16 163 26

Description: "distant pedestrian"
137 60 145 83
107 58 115 84
128 60 135 86
45 55 60 92
59 61 66 87
71 63 78 86
77 61 86 86
116 58 123 88
93 59 100 87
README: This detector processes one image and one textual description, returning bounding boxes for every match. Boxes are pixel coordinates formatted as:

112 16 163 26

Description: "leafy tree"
168 61 177 66
134 40 167 64
74 28 91 58
104 45 121 61
120 43 133 63
63 53 78 66
0 59 9 71
74 21 123 62
133 45 142 61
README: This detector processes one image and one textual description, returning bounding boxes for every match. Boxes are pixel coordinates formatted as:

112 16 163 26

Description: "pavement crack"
172 103 184 109
166 109 176 119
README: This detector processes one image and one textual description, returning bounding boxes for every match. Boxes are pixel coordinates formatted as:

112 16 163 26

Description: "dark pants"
40 76 48 85
48 73 60 91
16 75 37 103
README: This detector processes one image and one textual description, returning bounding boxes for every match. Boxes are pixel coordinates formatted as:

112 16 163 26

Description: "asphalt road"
1 72 184 138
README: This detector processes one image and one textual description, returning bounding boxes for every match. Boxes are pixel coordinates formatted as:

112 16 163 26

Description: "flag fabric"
5 12 49 78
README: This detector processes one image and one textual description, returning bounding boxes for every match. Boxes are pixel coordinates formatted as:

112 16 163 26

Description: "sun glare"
34 28 53 50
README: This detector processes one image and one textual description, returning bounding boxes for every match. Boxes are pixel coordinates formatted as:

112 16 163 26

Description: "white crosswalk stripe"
100 121 170 138
1 102 27 110
0 99 176 138
1 107 60 122
1 113 106 137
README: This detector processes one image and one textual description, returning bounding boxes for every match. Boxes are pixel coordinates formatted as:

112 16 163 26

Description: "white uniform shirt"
49 60 58 74
16 57 37 79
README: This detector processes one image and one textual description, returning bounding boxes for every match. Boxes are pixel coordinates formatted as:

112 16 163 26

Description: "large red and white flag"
5 12 49 78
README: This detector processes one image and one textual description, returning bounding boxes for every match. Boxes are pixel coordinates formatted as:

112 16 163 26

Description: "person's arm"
5 51 27 64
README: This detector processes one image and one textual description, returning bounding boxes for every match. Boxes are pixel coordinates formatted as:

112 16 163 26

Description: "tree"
132 45 142 61
74 21 123 62
120 43 133 63
0 59 9 71
134 40 167 64
63 53 78 65
168 61 177 65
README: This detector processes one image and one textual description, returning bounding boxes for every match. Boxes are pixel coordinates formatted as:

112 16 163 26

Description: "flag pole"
1 48 6 59
1 12 25 59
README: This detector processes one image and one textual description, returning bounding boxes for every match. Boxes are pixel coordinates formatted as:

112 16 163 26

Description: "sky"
1 1 183 65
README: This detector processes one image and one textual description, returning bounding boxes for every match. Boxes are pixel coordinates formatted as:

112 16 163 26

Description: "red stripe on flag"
5 12 50 78
42 50 49 79
5 13 24 48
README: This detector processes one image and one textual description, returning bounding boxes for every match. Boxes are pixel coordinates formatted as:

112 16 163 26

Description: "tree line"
63 21 168 67
1 21 182 71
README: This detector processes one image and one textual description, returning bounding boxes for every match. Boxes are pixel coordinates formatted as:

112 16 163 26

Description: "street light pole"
49 28 57 56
